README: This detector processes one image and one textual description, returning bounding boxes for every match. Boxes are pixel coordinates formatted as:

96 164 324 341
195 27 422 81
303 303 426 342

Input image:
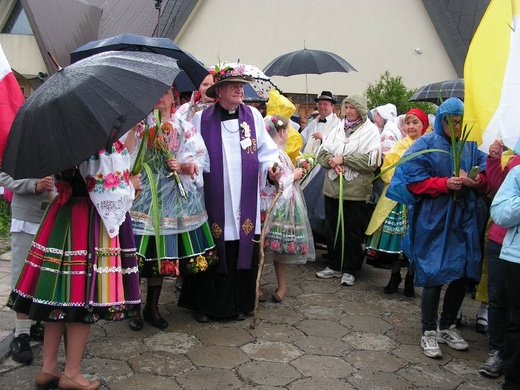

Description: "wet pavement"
0 250 501 389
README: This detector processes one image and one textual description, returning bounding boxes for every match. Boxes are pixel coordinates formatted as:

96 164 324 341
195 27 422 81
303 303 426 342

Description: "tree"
365 71 435 115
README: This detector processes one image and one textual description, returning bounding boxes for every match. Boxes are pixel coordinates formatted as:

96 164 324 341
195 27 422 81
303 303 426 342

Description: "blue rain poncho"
387 98 488 287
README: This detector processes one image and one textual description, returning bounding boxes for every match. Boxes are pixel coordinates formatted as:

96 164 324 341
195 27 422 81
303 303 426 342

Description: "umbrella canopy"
70 33 207 91
263 48 356 76
409 78 464 105
465 0 520 153
220 62 277 101
2 51 180 179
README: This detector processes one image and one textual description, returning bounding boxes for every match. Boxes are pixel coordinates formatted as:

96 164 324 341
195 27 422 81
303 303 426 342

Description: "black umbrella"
70 33 207 91
263 48 356 76
263 48 356 107
409 78 464 105
2 51 180 179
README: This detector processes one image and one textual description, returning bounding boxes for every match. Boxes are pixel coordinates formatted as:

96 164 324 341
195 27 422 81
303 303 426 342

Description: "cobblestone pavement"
0 251 501 389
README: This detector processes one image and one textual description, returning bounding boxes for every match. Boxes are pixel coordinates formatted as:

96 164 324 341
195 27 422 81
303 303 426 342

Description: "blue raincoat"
387 98 488 287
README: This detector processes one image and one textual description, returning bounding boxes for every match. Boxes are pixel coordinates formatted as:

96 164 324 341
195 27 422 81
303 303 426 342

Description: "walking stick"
250 179 282 329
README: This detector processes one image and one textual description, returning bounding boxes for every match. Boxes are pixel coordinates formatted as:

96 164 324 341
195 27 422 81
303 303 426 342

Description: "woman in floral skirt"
261 115 315 302
125 86 217 330
8 139 142 390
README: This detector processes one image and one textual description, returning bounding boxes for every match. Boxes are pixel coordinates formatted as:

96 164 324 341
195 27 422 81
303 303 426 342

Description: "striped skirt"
135 221 218 278
7 194 141 323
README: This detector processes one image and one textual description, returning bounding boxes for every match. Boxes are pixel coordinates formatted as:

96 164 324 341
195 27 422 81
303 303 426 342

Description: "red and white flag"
0 44 25 163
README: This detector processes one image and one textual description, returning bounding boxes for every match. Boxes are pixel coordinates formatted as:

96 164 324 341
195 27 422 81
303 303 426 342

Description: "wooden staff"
250 181 282 329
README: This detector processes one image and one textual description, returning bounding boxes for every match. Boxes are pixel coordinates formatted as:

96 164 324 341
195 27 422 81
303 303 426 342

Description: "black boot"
384 271 402 294
143 285 169 330
404 273 415 297
128 305 144 331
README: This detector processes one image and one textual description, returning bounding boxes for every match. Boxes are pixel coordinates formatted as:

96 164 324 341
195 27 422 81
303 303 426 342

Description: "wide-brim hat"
206 64 255 99
315 90 337 104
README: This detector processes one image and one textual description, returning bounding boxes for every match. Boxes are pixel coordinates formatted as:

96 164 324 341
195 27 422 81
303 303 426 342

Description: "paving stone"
86 336 146 360
248 323 305 342
82 358 132 386
342 331 397 351
241 340 302 362
298 292 342 307
346 350 408 372
339 315 393 333
186 345 249 369
144 331 200 354
128 350 193 376
176 367 243 389
397 364 465 389
342 300 384 316
296 304 344 321
237 360 302 386
393 344 453 366
294 334 352 356
385 325 424 346
198 326 253 347
295 319 349 338
290 354 354 379
288 376 356 390
348 370 414 389
109 373 180 390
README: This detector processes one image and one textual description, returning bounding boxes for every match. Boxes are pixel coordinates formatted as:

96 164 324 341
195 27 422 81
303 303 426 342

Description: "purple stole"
201 104 259 272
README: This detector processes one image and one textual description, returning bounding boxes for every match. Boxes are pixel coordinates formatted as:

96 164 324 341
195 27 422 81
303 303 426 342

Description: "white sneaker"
340 273 355 286
316 267 342 279
421 330 442 358
437 325 469 350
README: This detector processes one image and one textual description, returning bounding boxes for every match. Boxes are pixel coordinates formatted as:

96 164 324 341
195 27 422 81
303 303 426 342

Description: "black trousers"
503 260 520 390
324 195 371 275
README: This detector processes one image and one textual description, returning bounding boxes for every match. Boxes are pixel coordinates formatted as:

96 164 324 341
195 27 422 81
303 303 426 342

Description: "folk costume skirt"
7 189 141 323
134 221 217 278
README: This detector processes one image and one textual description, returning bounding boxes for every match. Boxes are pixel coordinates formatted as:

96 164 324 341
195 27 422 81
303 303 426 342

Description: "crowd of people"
2 63 520 390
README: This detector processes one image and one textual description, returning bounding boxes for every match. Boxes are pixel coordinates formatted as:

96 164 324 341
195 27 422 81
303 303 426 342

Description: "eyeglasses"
443 117 461 126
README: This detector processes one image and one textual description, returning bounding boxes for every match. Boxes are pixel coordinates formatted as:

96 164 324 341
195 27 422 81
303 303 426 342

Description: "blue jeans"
421 278 467 332
486 240 507 353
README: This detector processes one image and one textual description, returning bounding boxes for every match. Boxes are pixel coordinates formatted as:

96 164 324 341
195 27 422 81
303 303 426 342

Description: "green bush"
0 197 11 238
365 71 436 115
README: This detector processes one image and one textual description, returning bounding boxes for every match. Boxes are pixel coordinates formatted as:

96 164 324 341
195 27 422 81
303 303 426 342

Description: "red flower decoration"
85 175 96 192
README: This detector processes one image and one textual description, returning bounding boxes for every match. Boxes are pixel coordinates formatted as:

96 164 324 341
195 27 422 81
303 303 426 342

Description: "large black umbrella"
2 51 180 179
70 33 207 91
263 48 356 107
263 48 356 76
409 78 464 105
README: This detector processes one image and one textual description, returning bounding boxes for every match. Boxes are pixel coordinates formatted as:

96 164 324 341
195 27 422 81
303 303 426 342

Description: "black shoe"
384 272 402 294
10 333 33 364
194 312 210 323
143 306 169 330
404 273 415 297
30 321 45 341
128 316 144 331
234 312 246 321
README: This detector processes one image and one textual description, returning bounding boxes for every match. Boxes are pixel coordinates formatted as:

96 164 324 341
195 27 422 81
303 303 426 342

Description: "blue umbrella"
70 33 207 90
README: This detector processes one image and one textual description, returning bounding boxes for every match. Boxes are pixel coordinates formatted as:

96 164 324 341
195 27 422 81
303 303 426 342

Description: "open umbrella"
409 78 464 105
220 62 277 101
2 51 180 179
263 48 356 108
70 32 207 91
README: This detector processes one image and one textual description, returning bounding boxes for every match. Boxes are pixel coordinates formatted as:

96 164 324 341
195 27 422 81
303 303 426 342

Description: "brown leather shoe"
35 371 60 390
57 374 100 390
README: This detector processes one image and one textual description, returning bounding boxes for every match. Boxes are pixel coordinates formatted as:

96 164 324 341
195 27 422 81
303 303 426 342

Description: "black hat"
315 91 337 104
